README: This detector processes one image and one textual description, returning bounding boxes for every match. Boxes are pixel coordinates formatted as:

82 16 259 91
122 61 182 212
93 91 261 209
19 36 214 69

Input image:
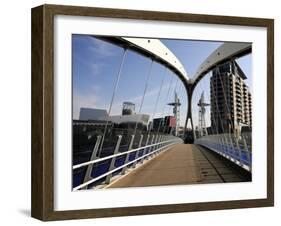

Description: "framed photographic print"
31 4 274 221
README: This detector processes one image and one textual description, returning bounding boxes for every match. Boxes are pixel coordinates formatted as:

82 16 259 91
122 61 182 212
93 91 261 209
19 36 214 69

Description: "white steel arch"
118 38 251 86
190 42 252 85
99 36 252 135
120 37 189 81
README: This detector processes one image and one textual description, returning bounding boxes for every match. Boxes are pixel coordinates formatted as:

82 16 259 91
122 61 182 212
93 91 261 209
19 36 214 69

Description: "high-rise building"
210 60 252 135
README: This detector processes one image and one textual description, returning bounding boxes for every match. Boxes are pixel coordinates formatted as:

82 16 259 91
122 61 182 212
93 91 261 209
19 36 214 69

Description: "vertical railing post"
221 136 226 156
225 135 232 155
83 135 102 185
153 135 159 152
154 135 159 151
158 135 163 153
228 134 234 153
147 135 155 158
242 136 251 170
105 135 122 184
234 136 243 165
121 135 135 174
223 136 230 158
164 135 168 148
153 135 161 156
141 134 150 163
133 134 144 168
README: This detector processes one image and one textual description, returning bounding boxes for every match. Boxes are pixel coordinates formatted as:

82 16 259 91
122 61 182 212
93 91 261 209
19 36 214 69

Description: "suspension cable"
210 68 235 151
149 67 167 129
157 74 174 135
99 48 128 152
132 59 154 136
216 63 243 155
175 82 185 137
162 77 179 135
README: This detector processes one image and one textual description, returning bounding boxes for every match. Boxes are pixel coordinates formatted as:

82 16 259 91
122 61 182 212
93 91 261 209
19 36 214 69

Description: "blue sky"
72 35 252 127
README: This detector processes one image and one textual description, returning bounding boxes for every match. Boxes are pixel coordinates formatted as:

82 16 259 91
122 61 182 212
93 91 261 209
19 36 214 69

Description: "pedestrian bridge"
73 134 251 190
72 36 252 190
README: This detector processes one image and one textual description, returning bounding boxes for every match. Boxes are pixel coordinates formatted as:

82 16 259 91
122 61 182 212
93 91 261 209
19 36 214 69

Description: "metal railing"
194 133 251 172
73 134 183 190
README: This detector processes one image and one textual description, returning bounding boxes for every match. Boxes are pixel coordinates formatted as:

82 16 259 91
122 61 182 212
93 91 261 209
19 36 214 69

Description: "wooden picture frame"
31 4 274 221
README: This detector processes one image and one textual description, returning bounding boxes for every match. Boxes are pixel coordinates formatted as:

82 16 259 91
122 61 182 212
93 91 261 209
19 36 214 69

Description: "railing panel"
73 135 183 190
195 133 251 172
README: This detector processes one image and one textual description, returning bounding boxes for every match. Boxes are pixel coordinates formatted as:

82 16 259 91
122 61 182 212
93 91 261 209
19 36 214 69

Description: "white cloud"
124 83 171 111
73 85 104 119
73 94 97 120
89 62 106 77
72 81 189 125
74 51 107 77
87 36 120 58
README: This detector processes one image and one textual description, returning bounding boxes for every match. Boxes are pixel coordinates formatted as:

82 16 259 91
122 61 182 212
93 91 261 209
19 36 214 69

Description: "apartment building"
210 60 252 134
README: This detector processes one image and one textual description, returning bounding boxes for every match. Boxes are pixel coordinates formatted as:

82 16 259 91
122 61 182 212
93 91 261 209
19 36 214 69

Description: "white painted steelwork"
190 42 251 84
120 37 189 81
73 137 182 190
195 133 252 172
73 137 182 170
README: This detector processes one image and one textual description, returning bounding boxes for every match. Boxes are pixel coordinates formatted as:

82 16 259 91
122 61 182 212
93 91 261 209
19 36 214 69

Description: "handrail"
195 133 251 172
73 139 182 191
73 138 181 170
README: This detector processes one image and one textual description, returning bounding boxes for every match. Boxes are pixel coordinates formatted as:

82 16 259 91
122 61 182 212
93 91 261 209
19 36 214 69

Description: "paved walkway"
107 144 250 188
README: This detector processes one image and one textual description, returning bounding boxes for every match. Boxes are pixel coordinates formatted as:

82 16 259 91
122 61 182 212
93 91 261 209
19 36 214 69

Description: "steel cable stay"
170 78 180 136
161 73 180 136
194 73 205 137
194 68 251 171
195 75 218 154
72 40 253 190
75 53 183 189
200 72 225 156
181 83 188 135
200 70 238 164
109 57 154 178
158 75 180 151
146 67 168 156
201 75 212 137
202 73 219 135
150 68 167 126
157 74 174 135
145 71 177 160
210 72 234 156
139 64 167 162
132 59 154 136
216 64 251 168
193 73 213 141
144 71 172 160
195 71 211 139
216 65 246 165
175 81 185 136
194 74 204 138
121 58 154 173
99 48 128 153
192 75 205 140
79 47 128 187
216 65 244 164
205 73 220 141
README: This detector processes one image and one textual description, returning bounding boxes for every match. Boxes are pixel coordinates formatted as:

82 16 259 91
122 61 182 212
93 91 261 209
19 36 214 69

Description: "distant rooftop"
79 108 108 121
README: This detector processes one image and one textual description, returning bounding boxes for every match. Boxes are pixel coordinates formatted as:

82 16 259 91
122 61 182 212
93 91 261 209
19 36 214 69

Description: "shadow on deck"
106 144 251 188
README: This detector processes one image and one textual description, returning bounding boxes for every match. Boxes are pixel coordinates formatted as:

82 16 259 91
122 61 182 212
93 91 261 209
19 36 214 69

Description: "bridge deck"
106 144 251 188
